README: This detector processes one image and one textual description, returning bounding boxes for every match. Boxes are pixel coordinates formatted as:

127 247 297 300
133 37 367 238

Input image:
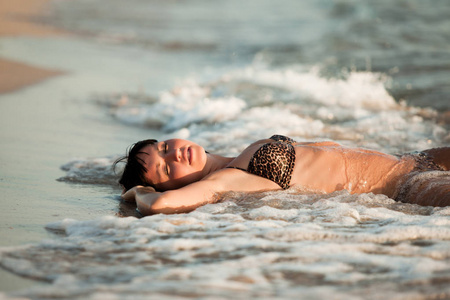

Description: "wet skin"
137 139 414 197
130 139 450 211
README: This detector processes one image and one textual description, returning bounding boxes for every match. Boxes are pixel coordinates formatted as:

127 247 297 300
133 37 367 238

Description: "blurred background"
0 0 449 295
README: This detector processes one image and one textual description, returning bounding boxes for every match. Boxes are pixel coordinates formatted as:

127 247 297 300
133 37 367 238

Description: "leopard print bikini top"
227 135 296 189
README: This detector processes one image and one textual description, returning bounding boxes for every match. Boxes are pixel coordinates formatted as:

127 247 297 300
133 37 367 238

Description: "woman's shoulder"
202 163 281 191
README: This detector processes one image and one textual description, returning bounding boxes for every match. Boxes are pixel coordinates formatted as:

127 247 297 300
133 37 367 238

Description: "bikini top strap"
226 166 247 172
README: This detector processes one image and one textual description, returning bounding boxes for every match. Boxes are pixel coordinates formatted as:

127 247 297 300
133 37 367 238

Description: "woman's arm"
122 182 215 215
122 186 162 215
122 168 280 215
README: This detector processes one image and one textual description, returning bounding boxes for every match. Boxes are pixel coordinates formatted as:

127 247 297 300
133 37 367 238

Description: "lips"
181 147 191 164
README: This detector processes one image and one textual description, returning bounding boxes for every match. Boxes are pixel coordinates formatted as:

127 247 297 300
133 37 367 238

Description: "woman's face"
136 139 208 191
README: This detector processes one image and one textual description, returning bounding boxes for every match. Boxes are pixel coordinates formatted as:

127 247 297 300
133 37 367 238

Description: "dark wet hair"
113 139 158 192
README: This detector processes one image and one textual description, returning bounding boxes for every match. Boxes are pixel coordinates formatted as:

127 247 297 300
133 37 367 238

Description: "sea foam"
1 191 449 299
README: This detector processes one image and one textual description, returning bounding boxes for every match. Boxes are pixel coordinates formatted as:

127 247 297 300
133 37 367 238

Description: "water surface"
1 0 449 298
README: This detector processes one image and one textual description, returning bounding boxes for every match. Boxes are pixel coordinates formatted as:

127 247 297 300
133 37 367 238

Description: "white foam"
226 67 397 110
58 156 119 185
29 27 449 300
60 64 446 188
2 192 450 299
107 65 446 155
45 172 450 299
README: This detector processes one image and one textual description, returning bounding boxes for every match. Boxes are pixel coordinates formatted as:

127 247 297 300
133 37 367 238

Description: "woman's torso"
291 143 415 197
227 136 416 197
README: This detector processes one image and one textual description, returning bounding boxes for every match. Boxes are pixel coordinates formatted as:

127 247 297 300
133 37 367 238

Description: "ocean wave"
59 64 448 187
108 65 446 154
1 191 449 299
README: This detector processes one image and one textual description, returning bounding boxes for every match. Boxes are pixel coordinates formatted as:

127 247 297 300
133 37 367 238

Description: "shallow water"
2 192 450 299
1 0 449 299
48 0 450 110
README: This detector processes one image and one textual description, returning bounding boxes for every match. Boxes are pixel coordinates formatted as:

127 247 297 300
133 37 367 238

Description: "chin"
193 144 207 166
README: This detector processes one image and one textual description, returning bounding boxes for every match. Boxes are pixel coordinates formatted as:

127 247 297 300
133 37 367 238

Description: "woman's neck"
203 153 235 176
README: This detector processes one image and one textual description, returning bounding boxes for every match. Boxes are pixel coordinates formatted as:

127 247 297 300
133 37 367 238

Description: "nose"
166 148 181 162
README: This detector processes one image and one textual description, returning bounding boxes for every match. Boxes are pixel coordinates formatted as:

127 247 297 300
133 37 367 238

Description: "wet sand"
0 58 63 94
0 0 63 291
0 0 64 93
0 0 63 37
0 0 142 292
0 0 188 293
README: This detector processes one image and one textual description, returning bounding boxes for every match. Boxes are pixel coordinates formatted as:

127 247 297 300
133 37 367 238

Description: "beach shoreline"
1 0 449 298
0 0 62 292
0 0 167 293
0 0 65 94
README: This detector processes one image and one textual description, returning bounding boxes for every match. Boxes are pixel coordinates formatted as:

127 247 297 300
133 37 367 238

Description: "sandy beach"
0 0 196 292
0 0 63 37
0 0 154 292
0 0 62 291
0 0 64 94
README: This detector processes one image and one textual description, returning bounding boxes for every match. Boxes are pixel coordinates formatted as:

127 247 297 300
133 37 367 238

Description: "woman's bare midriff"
291 144 416 197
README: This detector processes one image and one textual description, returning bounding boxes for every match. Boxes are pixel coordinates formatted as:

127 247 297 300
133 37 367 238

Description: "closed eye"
164 142 169 175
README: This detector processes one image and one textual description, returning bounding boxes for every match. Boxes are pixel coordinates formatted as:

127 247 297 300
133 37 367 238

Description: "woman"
115 135 450 215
